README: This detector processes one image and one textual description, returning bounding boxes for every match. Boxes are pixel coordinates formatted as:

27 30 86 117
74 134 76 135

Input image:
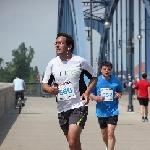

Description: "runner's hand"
95 96 105 102
114 92 122 99
81 93 90 106
49 86 59 95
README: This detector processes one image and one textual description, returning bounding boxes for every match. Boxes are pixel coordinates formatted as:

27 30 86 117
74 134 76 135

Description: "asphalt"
0 93 150 150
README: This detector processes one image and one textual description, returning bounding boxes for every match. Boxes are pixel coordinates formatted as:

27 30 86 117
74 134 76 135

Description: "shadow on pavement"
0 97 27 146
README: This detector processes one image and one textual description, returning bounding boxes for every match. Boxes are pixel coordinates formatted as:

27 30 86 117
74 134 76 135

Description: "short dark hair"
16 75 20 78
56 33 74 52
100 61 113 69
142 73 147 79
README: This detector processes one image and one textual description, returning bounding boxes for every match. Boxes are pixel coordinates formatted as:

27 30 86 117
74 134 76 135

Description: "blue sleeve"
116 78 123 92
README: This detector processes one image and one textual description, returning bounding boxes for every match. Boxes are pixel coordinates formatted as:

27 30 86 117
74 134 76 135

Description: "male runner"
90 61 122 150
135 73 150 122
42 33 97 150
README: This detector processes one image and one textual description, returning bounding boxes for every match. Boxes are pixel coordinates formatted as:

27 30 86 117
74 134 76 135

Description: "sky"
0 0 58 74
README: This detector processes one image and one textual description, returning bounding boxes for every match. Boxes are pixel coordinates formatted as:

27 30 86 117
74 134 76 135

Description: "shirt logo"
54 69 77 76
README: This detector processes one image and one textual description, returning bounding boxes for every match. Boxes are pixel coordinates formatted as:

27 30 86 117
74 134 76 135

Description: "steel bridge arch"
57 0 89 61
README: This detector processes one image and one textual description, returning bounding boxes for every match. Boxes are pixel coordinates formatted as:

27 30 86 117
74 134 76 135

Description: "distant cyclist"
13 75 26 108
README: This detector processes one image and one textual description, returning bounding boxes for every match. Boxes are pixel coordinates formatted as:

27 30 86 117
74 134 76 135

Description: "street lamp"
104 1 111 29
137 34 143 40
84 0 94 66
118 36 136 86
137 28 150 79
104 20 111 29
118 38 136 48
86 29 91 41
136 15 150 79
84 0 111 66
118 39 125 49
126 0 134 112
137 15 150 78
137 29 150 40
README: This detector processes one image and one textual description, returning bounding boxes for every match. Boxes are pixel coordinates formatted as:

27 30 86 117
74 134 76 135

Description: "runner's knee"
108 129 115 138
68 140 78 149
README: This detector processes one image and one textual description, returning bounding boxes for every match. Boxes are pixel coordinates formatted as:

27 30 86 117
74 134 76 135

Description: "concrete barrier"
0 83 15 119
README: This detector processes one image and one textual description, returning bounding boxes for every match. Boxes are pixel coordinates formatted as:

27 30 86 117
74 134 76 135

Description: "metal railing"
24 83 51 97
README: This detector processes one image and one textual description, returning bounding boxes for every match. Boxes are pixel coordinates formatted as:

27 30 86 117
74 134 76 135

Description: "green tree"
0 43 39 83
0 58 4 82
29 66 39 82
0 60 15 82
12 42 35 82
0 58 4 68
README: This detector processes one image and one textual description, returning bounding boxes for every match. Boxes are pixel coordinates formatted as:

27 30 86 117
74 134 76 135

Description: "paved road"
0 93 150 150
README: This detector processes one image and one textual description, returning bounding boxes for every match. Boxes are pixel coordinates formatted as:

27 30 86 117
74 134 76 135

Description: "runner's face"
101 66 112 78
55 36 68 55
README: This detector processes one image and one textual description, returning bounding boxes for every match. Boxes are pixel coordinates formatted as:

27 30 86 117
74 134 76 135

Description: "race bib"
57 81 76 101
100 88 113 101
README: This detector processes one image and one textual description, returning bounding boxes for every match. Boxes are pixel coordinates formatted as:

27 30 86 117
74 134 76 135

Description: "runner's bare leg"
101 127 108 147
66 124 82 150
107 124 116 150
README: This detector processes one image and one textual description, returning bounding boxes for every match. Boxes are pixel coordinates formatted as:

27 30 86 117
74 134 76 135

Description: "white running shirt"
13 78 25 91
42 55 97 113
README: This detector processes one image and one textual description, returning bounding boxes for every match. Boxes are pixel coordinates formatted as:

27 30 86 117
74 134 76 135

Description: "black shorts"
15 90 24 100
58 106 88 135
132 88 135 95
98 115 118 129
138 98 149 106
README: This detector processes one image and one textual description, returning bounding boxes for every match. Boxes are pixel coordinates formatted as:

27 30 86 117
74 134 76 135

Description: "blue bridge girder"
57 0 89 61
57 0 150 80
57 0 118 60
57 0 119 84
57 0 118 71
142 0 150 16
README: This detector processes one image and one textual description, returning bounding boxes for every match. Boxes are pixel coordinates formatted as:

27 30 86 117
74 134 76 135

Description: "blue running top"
91 75 122 117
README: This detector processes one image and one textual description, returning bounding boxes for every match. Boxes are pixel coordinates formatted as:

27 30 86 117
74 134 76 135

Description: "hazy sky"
0 0 58 74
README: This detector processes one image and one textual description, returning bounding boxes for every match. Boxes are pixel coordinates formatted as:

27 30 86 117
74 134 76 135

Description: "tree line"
0 43 39 83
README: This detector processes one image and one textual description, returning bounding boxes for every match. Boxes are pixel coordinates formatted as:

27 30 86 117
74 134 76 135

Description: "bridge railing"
25 83 51 97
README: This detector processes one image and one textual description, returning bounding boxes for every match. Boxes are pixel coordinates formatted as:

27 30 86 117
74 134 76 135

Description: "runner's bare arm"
85 77 97 94
148 87 150 101
90 93 104 102
90 93 96 101
81 77 97 105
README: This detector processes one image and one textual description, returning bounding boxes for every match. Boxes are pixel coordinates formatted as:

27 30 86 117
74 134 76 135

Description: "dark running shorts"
138 98 149 106
58 106 88 135
132 88 135 95
98 115 118 129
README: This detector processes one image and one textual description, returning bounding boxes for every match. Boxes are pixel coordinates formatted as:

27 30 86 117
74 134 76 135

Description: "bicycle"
16 94 22 114
16 93 25 114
